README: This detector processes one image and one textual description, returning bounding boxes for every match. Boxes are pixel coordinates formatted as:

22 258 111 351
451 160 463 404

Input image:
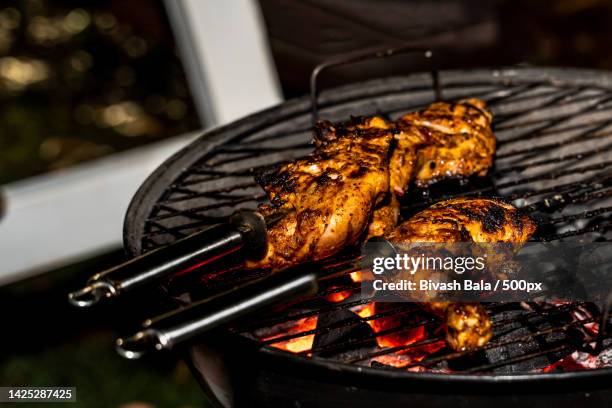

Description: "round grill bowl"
124 68 612 407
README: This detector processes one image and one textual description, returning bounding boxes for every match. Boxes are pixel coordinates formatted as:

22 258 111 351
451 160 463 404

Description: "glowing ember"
350 271 362 282
537 302 610 372
354 302 375 319
322 270 368 302
542 347 612 372
569 305 600 337
537 302 611 372
324 286 353 303
253 297 610 374
250 264 445 364
351 302 446 368
371 339 446 368
262 316 318 353
350 270 373 282
372 353 415 368
353 302 430 349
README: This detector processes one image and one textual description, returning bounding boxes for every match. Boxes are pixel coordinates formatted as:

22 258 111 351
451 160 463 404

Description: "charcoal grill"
122 67 612 407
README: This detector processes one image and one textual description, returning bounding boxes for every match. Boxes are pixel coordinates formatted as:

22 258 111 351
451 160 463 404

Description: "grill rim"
123 66 612 383
259 344 612 386
194 331 612 392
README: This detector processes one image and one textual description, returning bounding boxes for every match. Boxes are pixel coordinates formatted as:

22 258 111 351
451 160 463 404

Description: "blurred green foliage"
0 331 210 408
0 0 199 185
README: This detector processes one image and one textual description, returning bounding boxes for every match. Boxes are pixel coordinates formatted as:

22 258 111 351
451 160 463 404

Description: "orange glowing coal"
354 303 426 348
353 302 445 366
261 270 364 352
263 316 318 353
324 286 353 303
371 340 446 368
259 269 446 367
322 270 369 303
349 270 374 283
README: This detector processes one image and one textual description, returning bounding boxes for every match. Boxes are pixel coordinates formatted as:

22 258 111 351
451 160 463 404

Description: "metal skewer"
68 209 286 308
116 266 319 359
114 239 394 359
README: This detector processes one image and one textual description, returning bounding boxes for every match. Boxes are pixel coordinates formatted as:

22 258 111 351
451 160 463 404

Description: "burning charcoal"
482 308 572 373
446 350 490 371
312 309 376 357
370 360 399 370
542 346 612 372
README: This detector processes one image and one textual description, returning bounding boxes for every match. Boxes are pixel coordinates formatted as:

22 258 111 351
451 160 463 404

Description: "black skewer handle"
115 268 318 359
68 209 274 308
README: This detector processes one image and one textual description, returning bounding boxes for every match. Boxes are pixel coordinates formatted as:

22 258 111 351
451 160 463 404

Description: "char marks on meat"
385 197 537 350
249 116 393 270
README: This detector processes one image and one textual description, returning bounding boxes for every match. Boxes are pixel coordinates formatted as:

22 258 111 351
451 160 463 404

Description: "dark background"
3 0 612 407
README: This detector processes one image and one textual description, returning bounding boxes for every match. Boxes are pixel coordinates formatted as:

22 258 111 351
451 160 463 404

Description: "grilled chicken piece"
251 99 496 267
368 99 495 237
385 198 537 351
386 197 536 244
248 116 394 270
427 302 493 351
367 194 400 238
395 98 495 189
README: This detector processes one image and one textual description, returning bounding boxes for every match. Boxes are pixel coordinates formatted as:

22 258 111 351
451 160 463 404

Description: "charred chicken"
396 98 495 189
248 116 394 270
384 197 537 350
250 98 496 270
368 98 496 237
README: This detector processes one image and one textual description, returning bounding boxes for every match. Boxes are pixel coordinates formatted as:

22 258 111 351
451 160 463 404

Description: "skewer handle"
68 209 273 308
115 268 318 359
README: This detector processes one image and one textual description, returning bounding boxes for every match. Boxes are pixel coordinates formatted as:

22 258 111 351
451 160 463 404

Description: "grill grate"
131 69 612 374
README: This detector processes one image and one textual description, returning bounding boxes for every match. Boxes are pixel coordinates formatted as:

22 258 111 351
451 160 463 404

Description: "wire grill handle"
309 44 441 124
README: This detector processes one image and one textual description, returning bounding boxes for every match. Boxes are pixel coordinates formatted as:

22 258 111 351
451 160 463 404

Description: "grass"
0 330 211 408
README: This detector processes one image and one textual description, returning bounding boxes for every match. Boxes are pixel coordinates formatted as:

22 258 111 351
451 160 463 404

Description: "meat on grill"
250 98 496 270
248 116 394 270
386 197 536 244
384 197 537 350
368 99 496 237
366 194 400 238
396 98 495 189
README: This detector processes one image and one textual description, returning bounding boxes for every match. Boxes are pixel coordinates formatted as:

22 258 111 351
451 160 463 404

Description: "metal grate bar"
494 143 612 176
462 343 571 373
150 165 612 240
545 205 612 225
494 94 612 134
497 126 612 160
537 222 612 241
400 167 612 213
261 304 425 346
321 303 584 364
345 307 599 369
492 86 589 130
310 320 443 358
